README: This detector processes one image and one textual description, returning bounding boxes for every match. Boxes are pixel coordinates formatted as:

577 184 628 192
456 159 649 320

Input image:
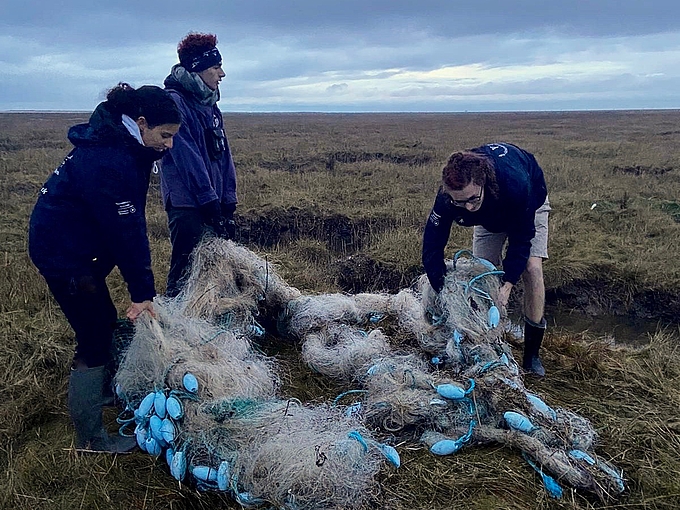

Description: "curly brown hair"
442 151 499 199
177 32 218 65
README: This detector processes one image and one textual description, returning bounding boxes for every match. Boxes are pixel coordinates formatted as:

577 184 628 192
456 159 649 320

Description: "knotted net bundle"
115 239 624 506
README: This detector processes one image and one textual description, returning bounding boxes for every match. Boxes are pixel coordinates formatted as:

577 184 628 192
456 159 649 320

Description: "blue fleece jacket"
28 102 161 303
422 142 548 292
160 76 237 210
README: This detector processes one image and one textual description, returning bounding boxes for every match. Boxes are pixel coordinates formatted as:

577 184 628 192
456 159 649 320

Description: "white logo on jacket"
54 154 73 175
428 210 441 226
116 201 136 215
487 143 509 157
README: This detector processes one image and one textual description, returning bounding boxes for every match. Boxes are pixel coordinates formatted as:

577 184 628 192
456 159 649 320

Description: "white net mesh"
114 239 625 505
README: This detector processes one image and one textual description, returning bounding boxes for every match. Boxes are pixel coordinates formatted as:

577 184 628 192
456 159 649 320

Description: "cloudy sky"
2 1 679 112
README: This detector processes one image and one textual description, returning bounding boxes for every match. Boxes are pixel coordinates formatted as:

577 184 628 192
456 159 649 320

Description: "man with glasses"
422 143 550 376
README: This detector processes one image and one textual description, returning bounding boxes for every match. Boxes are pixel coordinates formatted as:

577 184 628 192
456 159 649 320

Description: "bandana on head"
181 47 222 73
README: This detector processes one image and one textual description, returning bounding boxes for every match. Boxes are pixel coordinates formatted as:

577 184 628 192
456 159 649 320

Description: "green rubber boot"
67 366 136 453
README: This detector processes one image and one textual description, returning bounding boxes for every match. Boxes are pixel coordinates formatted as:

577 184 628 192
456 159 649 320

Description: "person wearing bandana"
160 32 238 297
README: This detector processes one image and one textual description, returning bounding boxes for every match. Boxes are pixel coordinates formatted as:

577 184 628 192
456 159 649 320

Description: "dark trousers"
43 261 117 367
166 207 207 298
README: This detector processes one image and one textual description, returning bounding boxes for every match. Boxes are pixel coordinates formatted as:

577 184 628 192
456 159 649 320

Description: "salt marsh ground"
1 110 679 509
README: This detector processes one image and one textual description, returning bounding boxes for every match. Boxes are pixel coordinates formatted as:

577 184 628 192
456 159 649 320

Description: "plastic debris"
504 411 537 433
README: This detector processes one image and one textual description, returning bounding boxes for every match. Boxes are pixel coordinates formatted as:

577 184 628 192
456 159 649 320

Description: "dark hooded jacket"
160 73 237 210
28 102 162 302
422 142 548 292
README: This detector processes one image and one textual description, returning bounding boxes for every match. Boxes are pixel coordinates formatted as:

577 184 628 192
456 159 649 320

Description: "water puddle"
545 304 666 348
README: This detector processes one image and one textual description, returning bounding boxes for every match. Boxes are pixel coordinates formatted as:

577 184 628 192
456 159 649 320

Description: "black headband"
182 47 222 73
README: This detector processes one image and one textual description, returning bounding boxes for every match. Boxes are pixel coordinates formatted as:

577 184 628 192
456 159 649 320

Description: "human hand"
220 201 236 219
199 200 234 239
220 202 237 239
199 199 221 226
126 300 156 321
497 282 513 310
222 217 235 239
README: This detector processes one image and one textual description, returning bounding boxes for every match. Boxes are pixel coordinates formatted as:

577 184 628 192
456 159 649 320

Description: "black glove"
220 202 236 219
224 218 235 239
221 202 237 240
199 199 221 225
199 200 229 238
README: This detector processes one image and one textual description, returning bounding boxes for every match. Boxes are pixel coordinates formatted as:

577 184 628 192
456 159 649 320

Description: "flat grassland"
1 111 680 509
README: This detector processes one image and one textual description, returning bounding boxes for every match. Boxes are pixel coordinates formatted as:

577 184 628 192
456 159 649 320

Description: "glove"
224 218 236 239
199 200 229 238
221 202 237 240
199 199 221 225
220 202 236 219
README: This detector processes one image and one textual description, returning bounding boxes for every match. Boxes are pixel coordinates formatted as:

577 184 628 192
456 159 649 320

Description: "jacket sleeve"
78 150 156 302
164 95 219 206
220 134 238 206
501 207 535 285
422 191 455 293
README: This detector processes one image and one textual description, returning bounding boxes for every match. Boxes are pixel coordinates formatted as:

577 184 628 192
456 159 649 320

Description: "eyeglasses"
451 187 484 207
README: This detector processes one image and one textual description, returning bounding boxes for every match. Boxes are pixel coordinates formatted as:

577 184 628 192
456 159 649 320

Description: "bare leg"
522 256 545 323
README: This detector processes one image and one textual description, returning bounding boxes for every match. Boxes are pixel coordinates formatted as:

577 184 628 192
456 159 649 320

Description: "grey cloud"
1 0 680 111
326 83 349 93
4 1 680 45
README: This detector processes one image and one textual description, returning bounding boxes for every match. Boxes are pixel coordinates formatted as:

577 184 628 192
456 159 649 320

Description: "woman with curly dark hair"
29 83 180 452
160 32 238 297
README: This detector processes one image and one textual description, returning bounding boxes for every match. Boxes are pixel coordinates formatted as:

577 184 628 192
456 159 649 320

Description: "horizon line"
2 107 680 115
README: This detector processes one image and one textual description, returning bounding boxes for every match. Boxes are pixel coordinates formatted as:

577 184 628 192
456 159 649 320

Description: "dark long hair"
106 83 180 128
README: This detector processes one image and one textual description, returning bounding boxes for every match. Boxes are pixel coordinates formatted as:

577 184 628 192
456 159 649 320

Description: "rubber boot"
101 380 115 407
68 365 136 453
522 317 546 377
101 362 116 407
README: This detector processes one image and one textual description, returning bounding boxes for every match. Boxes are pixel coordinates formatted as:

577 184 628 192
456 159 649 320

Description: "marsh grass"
1 111 680 509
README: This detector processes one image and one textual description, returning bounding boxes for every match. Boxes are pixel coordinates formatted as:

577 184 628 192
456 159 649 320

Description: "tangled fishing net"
114 238 625 508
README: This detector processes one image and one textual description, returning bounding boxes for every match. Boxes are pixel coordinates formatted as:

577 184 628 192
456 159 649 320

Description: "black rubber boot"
101 383 115 407
68 366 136 453
101 364 116 407
522 317 546 377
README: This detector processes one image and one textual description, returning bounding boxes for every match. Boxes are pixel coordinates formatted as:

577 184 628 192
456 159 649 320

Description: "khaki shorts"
472 196 550 266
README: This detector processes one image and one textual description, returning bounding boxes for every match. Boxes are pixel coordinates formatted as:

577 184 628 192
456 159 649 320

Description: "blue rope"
465 271 505 302
347 430 369 452
333 389 368 406
523 453 563 499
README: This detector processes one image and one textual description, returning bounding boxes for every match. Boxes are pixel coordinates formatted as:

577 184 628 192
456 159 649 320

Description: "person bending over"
422 143 550 376
29 83 180 452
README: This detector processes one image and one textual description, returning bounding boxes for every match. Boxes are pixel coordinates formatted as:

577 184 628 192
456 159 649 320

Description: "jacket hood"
163 73 182 93
67 102 165 161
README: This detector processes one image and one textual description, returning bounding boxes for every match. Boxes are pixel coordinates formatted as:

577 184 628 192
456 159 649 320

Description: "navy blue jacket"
28 102 162 303
160 75 237 209
422 143 547 292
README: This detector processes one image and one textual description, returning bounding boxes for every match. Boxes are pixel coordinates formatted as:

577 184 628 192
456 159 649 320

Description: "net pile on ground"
114 239 624 504
279 249 626 501
114 239 396 510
